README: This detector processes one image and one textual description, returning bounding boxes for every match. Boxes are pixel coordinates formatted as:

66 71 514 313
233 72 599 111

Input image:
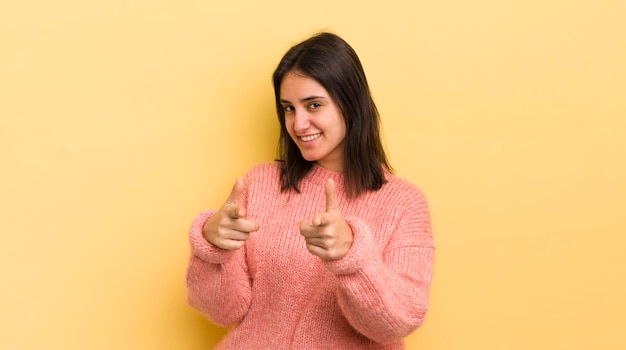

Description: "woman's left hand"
299 178 353 261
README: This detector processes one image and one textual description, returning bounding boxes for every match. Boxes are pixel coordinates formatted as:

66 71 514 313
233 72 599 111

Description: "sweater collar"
306 163 345 189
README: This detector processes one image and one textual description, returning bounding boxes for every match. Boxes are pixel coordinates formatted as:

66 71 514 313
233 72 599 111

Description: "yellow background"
1 0 624 349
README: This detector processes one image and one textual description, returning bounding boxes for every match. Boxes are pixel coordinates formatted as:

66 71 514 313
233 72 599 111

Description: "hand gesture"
300 178 353 261
203 177 260 250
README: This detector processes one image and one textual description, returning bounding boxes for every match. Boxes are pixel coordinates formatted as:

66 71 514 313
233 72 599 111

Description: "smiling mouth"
300 133 321 142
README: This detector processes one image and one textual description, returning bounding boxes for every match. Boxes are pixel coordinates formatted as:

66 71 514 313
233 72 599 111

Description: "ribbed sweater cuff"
189 210 235 264
324 216 373 275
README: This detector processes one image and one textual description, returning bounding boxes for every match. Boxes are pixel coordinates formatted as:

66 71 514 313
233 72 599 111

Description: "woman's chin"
299 152 319 162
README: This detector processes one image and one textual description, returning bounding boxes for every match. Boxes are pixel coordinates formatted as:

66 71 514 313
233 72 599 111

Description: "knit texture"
187 162 435 349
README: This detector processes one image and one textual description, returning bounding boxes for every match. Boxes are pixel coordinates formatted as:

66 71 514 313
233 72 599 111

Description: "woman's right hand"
202 178 260 250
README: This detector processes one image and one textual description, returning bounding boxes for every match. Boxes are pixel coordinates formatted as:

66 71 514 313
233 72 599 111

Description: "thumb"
324 178 339 213
226 177 245 205
225 177 246 219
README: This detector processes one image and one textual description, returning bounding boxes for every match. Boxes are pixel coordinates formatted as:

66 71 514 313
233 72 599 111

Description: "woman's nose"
293 110 310 132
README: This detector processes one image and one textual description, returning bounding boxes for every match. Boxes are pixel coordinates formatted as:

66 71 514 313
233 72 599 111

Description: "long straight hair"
273 32 392 197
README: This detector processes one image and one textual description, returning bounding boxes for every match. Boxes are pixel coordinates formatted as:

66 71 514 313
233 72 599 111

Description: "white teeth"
300 133 321 142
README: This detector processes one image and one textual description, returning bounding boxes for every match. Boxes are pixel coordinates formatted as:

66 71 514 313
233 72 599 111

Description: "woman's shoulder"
380 171 428 202
245 161 281 180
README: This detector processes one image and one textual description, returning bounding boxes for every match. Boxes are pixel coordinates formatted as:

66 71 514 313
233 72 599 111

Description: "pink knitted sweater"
187 162 435 349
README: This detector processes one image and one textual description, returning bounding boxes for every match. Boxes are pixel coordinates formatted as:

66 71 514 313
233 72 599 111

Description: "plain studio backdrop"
1 0 624 349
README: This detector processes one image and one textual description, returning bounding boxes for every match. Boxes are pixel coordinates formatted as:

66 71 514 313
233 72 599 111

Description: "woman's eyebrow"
280 96 328 104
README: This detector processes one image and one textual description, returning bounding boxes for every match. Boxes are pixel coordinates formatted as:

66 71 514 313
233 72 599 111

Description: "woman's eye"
308 102 321 109
283 105 294 112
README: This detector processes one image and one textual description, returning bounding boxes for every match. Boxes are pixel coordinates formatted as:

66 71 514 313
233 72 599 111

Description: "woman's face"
280 71 346 172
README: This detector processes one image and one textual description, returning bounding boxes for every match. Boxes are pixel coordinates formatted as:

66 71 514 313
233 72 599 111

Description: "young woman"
186 32 435 349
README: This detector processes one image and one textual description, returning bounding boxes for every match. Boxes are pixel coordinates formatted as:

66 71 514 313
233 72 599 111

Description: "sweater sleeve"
323 190 435 345
186 211 253 327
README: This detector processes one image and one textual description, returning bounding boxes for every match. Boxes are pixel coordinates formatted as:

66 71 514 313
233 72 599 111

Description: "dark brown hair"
273 32 392 197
